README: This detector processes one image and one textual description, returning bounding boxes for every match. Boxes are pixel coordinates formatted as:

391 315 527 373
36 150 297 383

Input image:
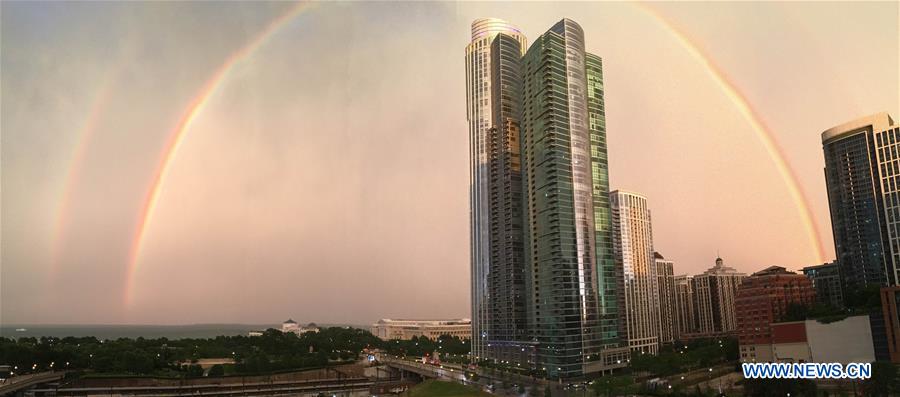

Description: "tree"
591 375 632 397
208 364 225 377
743 378 816 397
862 362 897 397
185 364 203 378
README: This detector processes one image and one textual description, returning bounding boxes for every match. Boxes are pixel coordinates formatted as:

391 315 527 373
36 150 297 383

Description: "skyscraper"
521 18 627 378
655 253 676 345
822 113 900 291
802 261 844 309
673 275 696 340
465 18 527 361
610 191 660 355
691 257 746 335
586 50 623 366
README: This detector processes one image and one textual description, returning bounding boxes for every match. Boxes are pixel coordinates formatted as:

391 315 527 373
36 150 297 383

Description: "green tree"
743 378 817 397
208 364 225 377
591 375 633 397
186 364 203 378
862 362 897 397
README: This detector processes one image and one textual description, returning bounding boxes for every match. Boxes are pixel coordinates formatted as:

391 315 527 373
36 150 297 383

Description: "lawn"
407 380 492 397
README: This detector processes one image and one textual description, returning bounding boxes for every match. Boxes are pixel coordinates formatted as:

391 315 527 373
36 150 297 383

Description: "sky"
1 1 898 326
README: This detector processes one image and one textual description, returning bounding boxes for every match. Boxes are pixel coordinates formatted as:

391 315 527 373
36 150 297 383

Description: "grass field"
407 380 492 397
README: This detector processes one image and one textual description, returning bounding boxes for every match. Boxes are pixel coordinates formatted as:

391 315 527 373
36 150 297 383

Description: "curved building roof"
471 18 522 40
821 112 895 144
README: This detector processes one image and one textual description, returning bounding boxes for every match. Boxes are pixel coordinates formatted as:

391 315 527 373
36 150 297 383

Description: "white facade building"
281 319 320 335
655 253 676 345
691 258 746 335
611 190 660 355
371 319 472 341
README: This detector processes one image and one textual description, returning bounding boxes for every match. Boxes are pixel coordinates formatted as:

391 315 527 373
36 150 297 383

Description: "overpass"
29 377 375 396
0 371 64 396
379 356 543 391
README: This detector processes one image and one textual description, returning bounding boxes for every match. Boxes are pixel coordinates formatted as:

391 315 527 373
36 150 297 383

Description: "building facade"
586 50 624 369
521 18 626 378
822 113 900 291
881 286 900 363
802 261 844 309
655 253 676 345
486 26 532 363
610 191 659 355
691 258 746 336
674 275 697 340
735 266 816 363
766 316 876 365
371 319 472 341
465 18 527 361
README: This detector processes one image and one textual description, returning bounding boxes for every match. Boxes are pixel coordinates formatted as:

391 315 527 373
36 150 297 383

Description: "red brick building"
881 286 900 363
735 266 816 362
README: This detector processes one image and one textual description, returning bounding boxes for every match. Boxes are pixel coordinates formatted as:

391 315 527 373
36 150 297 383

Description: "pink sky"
1 1 897 325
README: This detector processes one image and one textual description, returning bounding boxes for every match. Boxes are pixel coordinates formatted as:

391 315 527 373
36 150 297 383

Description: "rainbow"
125 1 313 304
635 2 826 264
52 59 126 276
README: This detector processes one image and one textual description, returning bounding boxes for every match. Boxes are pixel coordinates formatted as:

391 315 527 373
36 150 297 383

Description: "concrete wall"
806 315 876 364
772 342 811 363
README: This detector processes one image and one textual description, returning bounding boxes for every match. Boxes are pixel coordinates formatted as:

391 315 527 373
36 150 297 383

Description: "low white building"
764 315 876 364
281 319 320 335
370 318 471 340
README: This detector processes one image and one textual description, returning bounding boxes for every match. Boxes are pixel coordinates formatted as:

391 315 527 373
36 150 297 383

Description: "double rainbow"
125 1 313 304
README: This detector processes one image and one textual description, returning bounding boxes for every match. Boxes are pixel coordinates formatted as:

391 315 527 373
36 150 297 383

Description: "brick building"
735 266 816 362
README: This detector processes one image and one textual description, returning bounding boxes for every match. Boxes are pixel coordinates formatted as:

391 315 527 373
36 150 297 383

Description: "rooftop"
821 112 895 143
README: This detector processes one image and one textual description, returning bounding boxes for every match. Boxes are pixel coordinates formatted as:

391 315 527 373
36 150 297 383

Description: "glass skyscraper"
823 113 900 290
520 19 627 379
467 17 627 379
465 18 527 362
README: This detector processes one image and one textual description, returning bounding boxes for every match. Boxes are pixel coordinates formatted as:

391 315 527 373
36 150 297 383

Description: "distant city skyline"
1 1 897 325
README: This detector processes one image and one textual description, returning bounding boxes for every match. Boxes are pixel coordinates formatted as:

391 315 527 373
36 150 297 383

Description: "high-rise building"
586 48 624 368
691 257 746 336
655 253 676 345
822 113 900 291
673 275 697 340
521 18 627 378
802 261 844 309
610 191 659 355
735 266 816 362
465 18 527 362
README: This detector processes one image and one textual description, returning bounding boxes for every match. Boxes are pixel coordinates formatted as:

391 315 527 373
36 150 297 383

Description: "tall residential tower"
691 258 746 335
466 18 527 361
610 191 660 354
822 113 900 291
655 253 677 345
521 19 627 378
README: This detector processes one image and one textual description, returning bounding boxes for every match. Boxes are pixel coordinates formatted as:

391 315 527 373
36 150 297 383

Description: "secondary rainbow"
125 1 313 304
52 59 126 276
635 2 826 264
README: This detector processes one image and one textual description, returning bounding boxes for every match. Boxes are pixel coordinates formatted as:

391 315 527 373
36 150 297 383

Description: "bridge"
379 357 469 382
379 356 543 391
0 371 64 396
29 377 376 396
